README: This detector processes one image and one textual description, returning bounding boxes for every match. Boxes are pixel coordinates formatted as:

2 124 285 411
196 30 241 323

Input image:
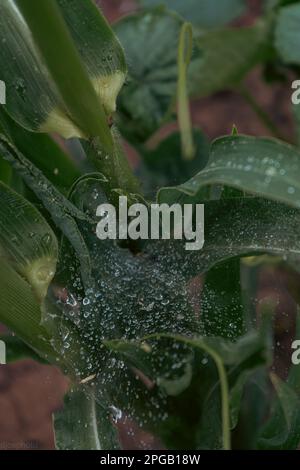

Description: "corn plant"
1 0 300 450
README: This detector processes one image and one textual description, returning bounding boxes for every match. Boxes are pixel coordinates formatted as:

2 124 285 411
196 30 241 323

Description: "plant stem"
16 0 113 153
83 128 141 199
177 23 195 160
238 84 287 142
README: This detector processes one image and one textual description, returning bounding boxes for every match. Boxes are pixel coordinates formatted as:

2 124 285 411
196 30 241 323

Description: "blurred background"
0 0 297 450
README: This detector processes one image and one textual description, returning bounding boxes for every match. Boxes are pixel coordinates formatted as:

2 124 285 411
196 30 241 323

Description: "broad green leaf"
0 335 48 363
0 180 58 301
139 130 209 196
188 23 269 98
54 387 120 450
275 3 300 64
0 109 80 190
0 0 125 143
158 135 300 208
140 0 247 28
200 259 245 339
115 8 184 143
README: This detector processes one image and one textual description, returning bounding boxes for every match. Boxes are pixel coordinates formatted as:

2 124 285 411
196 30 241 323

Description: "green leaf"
0 335 48 363
144 197 300 282
200 259 245 339
0 135 94 288
54 387 120 450
188 22 269 98
57 0 126 116
115 8 184 142
0 154 12 185
0 258 57 361
0 0 125 145
0 181 59 361
275 3 300 64
158 135 300 208
0 180 58 301
0 109 80 190
139 130 209 196
139 0 247 28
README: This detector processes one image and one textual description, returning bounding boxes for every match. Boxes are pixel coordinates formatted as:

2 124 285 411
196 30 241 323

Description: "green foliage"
0 0 300 452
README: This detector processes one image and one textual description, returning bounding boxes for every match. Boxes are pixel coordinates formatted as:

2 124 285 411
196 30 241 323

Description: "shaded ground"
0 0 297 450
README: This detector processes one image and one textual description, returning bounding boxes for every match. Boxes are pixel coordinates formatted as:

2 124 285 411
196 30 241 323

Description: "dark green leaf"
188 22 269 98
139 130 209 196
0 180 58 301
200 259 245 339
0 136 94 288
115 8 184 142
158 135 300 208
144 197 300 282
0 258 57 362
0 335 48 363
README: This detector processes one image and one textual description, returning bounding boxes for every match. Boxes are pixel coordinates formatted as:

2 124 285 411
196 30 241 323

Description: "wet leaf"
0 258 57 361
0 180 58 301
200 259 245 339
158 135 300 208
0 0 125 143
145 197 300 281
105 327 271 449
0 136 93 288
